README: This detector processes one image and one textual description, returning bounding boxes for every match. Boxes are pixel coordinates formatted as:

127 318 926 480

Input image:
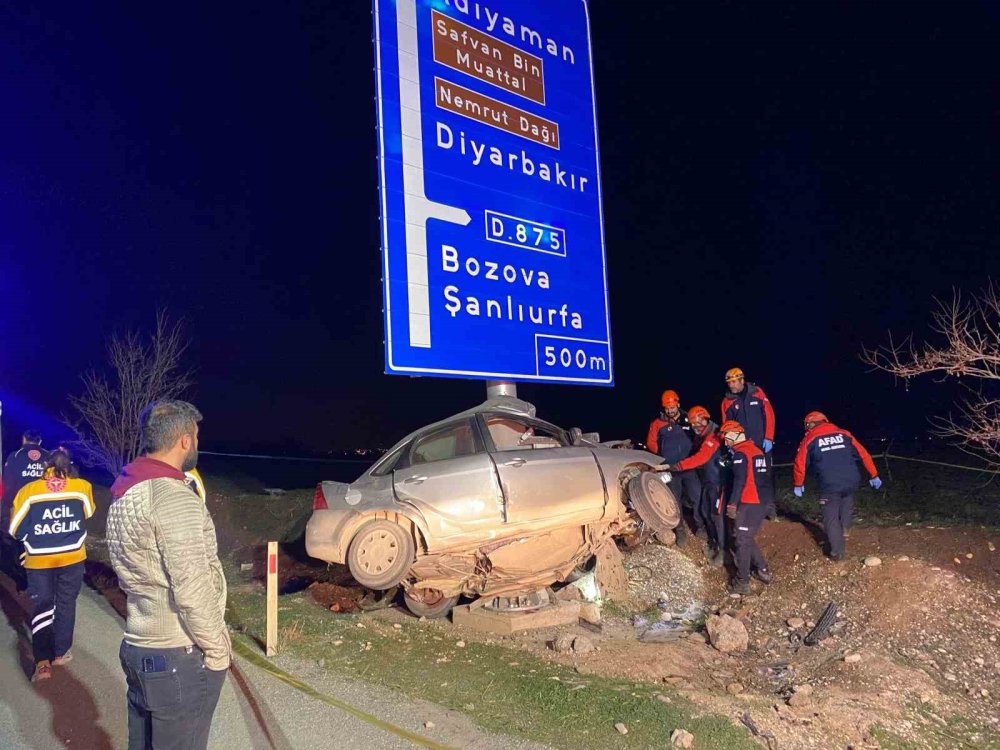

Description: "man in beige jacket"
107 400 230 750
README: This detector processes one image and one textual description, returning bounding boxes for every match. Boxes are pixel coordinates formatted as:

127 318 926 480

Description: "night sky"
1 1 997 457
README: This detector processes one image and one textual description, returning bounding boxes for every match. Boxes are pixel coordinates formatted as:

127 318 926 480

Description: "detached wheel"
347 520 415 589
627 472 681 535
403 588 459 619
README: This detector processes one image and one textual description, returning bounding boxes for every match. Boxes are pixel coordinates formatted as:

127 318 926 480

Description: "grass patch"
773 455 1000 528
226 588 758 749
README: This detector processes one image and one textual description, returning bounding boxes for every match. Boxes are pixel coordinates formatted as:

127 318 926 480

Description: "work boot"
766 507 778 521
753 568 773 584
828 552 845 562
695 528 708 541
726 579 751 596
709 549 725 568
674 525 689 548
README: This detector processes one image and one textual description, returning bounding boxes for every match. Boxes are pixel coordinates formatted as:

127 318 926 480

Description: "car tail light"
313 484 328 511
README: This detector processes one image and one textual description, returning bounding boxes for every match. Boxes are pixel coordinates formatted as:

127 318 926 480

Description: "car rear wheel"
403 588 459 619
627 472 681 535
347 520 415 590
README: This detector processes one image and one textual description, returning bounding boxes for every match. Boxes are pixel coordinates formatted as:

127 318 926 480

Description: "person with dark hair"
2 430 51 590
9 449 94 681
107 400 229 750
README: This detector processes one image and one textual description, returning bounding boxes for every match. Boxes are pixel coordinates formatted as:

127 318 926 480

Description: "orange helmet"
804 411 828 427
720 420 745 438
688 406 710 423
661 390 680 408
725 367 745 383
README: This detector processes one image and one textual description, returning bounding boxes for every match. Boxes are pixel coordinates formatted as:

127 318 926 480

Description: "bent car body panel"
306 399 666 594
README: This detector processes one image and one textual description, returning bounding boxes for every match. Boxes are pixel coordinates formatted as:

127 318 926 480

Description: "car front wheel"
346 519 415 589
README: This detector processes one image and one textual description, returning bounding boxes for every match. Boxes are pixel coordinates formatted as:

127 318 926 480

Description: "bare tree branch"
861 282 1000 468
64 312 194 475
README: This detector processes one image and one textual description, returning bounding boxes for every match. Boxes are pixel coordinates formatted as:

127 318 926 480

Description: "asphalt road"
0 578 545 750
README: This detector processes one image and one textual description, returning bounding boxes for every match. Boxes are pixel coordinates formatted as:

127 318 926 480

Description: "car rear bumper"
305 508 362 564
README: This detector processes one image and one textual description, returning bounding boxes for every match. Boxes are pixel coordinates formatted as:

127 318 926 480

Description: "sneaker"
726 579 751 596
52 652 73 666
753 568 774 584
31 661 52 682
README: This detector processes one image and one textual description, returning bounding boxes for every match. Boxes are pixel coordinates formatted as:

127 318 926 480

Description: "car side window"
371 443 409 476
410 422 480 466
486 416 564 451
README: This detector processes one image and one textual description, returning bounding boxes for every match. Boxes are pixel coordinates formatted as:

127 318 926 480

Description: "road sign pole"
486 381 517 399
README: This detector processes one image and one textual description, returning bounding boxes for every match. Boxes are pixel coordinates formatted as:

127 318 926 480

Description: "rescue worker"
793 411 882 561
646 390 700 545
669 406 727 566
721 368 777 519
2 430 51 590
9 449 94 681
720 420 772 595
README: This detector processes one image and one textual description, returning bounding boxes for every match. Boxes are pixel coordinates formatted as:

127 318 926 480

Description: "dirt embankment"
431 522 1000 750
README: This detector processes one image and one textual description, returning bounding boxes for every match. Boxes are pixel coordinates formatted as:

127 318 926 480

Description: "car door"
481 414 606 528
393 419 505 550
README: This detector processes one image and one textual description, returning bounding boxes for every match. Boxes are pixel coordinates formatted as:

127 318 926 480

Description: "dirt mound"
308 582 363 613
623 543 707 612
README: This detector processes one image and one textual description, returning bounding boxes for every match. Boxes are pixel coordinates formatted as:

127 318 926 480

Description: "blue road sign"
375 0 613 385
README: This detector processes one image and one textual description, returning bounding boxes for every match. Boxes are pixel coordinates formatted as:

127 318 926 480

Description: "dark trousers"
119 641 226 750
26 561 85 663
733 502 768 584
675 470 703 533
700 483 726 550
819 490 855 557
0 531 28 590
760 452 776 516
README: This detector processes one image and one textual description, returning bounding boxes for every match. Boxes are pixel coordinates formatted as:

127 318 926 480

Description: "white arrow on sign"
394 0 471 348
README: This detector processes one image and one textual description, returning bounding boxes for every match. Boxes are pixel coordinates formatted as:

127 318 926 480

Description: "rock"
455 640 466 648
553 633 575 653
572 635 595 654
705 615 749 654
317 658 326 668
614 722 628 735
671 729 695 748
974 658 985 667
579 602 601 625
965 552 973 559
844 653 862 663
656 693 672 704
988 542 996 552
424 721 435 730
954 558 962 565
726 682 745 695
919 692 932 703
786 617 806 629
660 610 674 621
393 623 402 630
863 556 882 567
555 585 583 602
898 555 910 561
945 673 957 682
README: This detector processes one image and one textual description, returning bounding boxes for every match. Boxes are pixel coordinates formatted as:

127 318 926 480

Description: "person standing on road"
9 449 94 682
669 406 727 567
720 420 773 595
721 367 777 519
2 430 51 590
792 411 882 561
646 390 701 546
107 401 230 750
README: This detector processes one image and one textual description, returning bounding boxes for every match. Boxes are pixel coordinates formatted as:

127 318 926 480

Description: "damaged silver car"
306 398 680 618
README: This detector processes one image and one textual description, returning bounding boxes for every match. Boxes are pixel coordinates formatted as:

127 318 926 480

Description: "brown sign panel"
432 10 545 105
435 77 560 150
